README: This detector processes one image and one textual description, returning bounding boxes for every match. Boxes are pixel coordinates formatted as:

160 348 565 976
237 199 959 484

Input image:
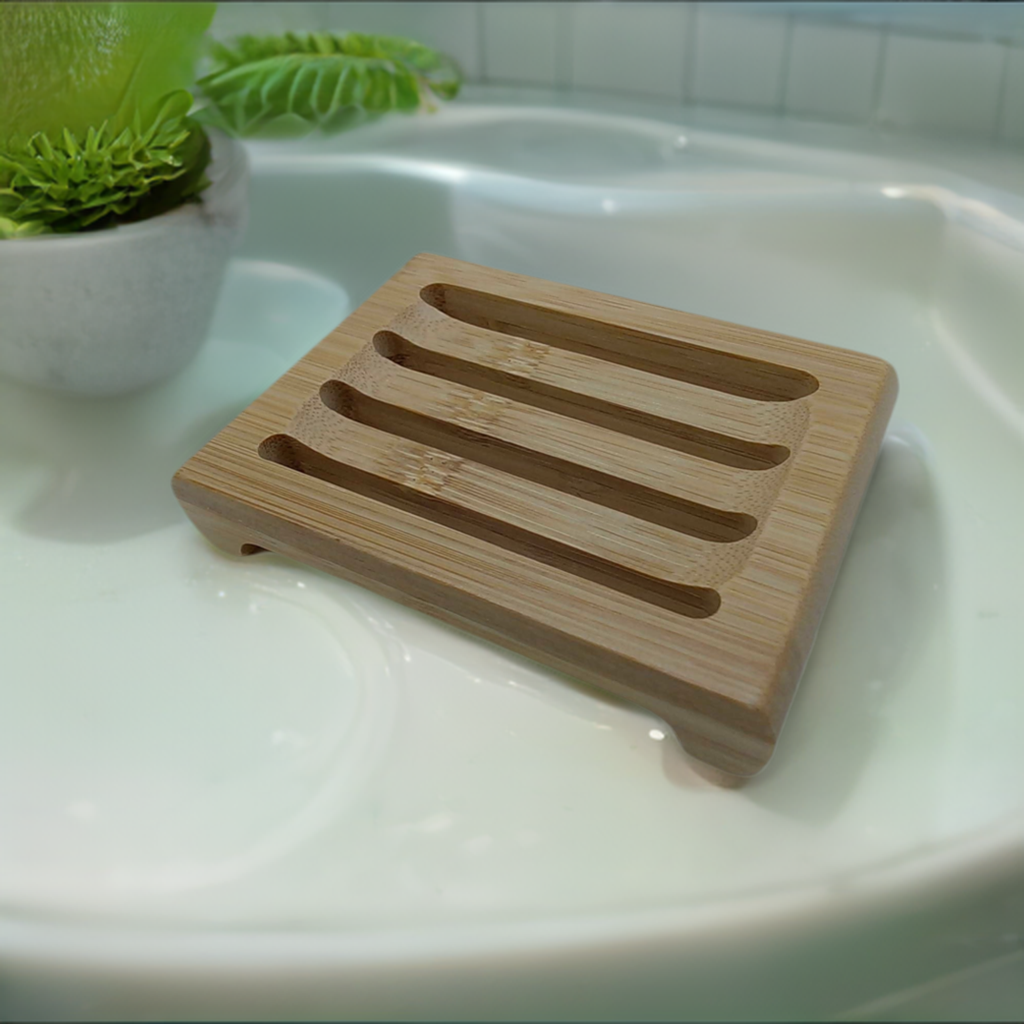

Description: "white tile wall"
322 3 482 82
480 3 566 88
570 3 689 101
877 34 1006 138
785 21 881 123
209 3 327 40
207 2 1024 147
689 6 789 112
1000 46 1024 145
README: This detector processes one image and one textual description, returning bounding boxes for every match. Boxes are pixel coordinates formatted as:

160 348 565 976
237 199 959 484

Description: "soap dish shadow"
714 428 951 820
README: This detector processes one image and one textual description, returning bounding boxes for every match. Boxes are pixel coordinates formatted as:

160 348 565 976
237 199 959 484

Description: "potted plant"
0 3 461 396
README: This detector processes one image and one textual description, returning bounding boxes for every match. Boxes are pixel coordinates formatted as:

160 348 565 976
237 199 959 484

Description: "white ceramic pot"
0 131 248 396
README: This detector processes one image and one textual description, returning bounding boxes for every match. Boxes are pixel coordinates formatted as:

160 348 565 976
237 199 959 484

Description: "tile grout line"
683 1 700 104
556 3 573 93
782 12 1024 46
777 12 795 117
475 1 488 85
310 2 326 34
868 27 890 131
677 2 691 105
871 23 1024 46
991 41 1012 145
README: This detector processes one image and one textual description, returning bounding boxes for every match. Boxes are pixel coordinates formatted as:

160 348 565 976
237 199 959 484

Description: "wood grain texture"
173 254 897 778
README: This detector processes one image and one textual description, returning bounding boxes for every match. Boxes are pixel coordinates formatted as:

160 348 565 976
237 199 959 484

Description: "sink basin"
2 99 1023 1020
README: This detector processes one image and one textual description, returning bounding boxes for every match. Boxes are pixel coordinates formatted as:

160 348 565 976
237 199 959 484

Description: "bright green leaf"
196 31 461 138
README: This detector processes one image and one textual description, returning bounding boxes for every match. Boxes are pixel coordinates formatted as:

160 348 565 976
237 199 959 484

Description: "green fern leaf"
196 32 462 138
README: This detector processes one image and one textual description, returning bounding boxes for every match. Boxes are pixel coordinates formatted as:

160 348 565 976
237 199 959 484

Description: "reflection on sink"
0 553 399 910
328 107 697 178
265 106 873 183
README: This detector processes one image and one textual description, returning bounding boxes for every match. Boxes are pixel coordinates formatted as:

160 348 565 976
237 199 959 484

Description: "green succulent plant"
0 93 210 238
0 4 462 239
0 2 215 239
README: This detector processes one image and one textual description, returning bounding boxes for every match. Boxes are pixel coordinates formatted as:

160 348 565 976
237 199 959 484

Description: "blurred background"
210 1 1024 147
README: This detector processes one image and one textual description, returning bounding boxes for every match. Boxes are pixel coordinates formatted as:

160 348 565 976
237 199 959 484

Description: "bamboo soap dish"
173 254 897 778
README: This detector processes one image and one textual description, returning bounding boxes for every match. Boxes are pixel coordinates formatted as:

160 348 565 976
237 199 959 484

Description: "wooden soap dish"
173 254 897 778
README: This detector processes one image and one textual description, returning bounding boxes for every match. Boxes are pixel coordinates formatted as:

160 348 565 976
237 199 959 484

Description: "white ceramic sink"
2 100 1023 1020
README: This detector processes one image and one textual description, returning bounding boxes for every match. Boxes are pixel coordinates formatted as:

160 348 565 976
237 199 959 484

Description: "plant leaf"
196 32 462 138
0 215 49 240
